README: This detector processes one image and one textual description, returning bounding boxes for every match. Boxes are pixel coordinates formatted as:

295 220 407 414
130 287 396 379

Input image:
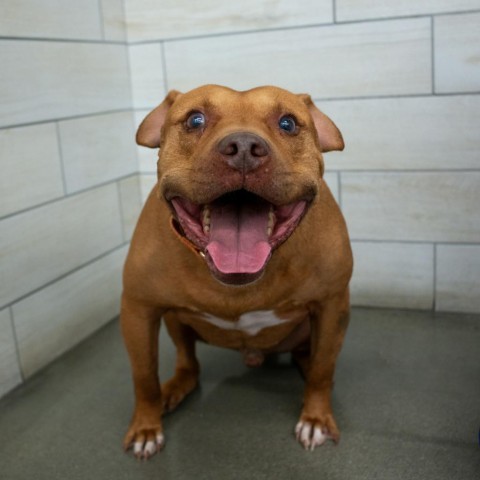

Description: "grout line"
115 181 127 242
429 8 480 18
351 239 480 247
129 11 480 45
315 91 480 103
431 16 436 94
2 242 130 312
332 8 480 25
124 42 135 110
160 41 169 93
0 172 139 222
8 306 25 382
0 108 132 131
433 243 438 311
54 122 68 195
2 8 479 47
97 0 106 41
0 35 126 45
129 21 335 45
123 40 141 174
332 0 337 23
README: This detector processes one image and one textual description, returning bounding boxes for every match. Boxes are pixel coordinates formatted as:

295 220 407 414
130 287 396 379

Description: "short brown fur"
121 85 353 458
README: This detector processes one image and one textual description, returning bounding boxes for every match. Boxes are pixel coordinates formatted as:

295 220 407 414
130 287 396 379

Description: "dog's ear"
136 90 182 148
298 94 344 153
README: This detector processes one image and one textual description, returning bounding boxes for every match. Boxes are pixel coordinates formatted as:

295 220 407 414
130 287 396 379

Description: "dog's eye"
186 112 206 129
278 116 296 133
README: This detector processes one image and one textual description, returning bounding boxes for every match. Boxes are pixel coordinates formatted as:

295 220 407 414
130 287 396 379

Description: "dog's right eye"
186 112 206 129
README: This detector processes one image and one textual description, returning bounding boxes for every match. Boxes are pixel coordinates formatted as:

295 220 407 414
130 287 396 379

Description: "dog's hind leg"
161 315 200 413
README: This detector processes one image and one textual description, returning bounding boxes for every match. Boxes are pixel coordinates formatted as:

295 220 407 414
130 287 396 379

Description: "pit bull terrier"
121 85 353 459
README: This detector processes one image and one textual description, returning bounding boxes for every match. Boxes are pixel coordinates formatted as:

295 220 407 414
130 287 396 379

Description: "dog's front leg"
296 290 350 451
121 296 164 459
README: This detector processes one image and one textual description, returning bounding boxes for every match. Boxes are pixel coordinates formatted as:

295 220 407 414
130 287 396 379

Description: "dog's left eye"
186 112 206 129
278 116 296 133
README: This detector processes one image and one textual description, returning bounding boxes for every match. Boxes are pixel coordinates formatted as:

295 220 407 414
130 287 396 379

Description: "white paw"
132 433 165 459
295 421 330 451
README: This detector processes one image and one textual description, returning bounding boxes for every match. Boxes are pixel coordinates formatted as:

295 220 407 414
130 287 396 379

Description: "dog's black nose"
217 132 270 173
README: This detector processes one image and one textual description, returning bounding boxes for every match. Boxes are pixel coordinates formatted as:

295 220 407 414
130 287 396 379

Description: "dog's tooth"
202 205 211 228
267 209 275 236
268 210 275 225
203 225 210 234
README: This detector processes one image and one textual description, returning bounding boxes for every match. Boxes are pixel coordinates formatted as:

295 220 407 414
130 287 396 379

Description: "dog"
121 85 353 459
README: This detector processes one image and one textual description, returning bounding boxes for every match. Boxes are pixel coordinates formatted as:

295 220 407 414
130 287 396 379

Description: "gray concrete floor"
0 307 479 480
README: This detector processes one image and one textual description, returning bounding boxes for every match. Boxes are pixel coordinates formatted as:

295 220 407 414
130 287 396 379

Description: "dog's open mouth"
170 190 308 285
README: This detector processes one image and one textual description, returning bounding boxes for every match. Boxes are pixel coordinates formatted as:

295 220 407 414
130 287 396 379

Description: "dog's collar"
169 216 204 258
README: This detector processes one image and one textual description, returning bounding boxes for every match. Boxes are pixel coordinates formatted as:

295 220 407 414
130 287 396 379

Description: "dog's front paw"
123 410 164 460
295 413 340 451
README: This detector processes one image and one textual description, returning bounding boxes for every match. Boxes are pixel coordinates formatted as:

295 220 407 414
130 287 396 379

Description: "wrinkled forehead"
168 85 309 121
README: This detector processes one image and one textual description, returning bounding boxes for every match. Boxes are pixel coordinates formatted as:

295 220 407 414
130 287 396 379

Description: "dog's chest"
200 310 290 336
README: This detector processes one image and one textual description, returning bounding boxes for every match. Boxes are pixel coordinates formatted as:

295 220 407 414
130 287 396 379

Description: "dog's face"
137 85 344 285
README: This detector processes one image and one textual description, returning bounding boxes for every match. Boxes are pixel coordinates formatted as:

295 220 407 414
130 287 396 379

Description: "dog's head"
136 85 344 286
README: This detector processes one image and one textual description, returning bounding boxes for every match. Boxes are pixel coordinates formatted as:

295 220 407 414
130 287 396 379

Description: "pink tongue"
206 203 272 274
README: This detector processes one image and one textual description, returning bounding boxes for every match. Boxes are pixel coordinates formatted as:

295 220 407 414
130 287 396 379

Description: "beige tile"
125 0 333 42
436 244 480 313
139 174 157 202
0 124 64 218
100 0 127 41
0 185 123 307
59 112 137 193
350 242 434 309
118 176 142 240
0 41 130 127
342 172 480 242
435 12 480 93
336 0 480 21
323 171 339 203
13 247 127 378
0 308 22 398
0 0 102 40
129 44 166 109
134 110 159 172
323 95 480 170
165 18 431 98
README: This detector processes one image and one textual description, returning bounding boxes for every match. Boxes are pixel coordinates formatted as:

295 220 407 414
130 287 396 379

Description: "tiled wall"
1 1 479 399
0 1 141 398
127 0 480 315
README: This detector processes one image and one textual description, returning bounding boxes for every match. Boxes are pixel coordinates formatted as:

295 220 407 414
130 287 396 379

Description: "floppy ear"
298 94 344 153
136 90 182 148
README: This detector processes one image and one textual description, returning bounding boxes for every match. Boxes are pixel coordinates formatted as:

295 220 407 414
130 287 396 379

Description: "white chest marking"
202 310 290 336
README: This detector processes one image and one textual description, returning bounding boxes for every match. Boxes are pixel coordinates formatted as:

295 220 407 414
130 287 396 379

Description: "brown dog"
121 85 353 459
